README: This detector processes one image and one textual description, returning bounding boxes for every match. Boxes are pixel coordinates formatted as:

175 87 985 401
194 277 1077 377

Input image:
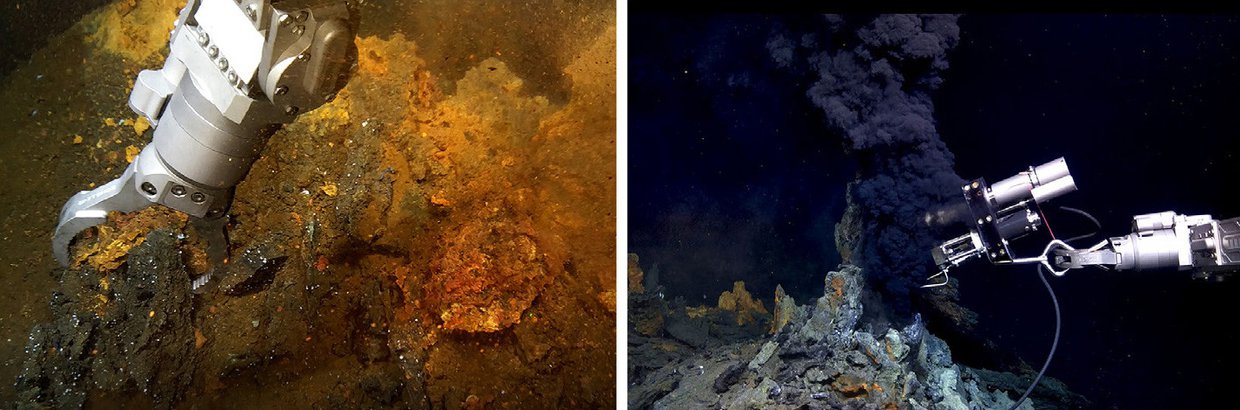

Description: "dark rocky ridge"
628 257 1090 409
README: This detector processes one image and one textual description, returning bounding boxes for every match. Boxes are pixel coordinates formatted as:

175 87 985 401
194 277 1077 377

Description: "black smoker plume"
771 15 965 314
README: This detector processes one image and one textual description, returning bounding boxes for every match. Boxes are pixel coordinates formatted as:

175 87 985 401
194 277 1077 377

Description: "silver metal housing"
988 157 1076 208
53 0 358 266
1108 212 1214 271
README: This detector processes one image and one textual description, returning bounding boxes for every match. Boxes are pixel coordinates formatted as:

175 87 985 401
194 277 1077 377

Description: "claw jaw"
52 162 152 266
52 143 240 266
921 269 951 289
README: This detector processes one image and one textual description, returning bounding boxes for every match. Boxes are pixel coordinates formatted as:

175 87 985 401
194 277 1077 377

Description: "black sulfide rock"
219 244 288 296
713 362 746 393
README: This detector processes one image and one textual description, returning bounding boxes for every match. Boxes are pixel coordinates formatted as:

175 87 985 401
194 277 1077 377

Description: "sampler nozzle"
924 157 1077 287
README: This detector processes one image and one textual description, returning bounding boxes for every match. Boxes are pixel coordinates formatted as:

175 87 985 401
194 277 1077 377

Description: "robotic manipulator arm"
52 0 359 266
926 157 1240 288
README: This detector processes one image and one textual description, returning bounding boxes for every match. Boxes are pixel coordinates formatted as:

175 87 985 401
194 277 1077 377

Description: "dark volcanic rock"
16 229 195 409
664 307 711 348
629 264 1081 410
971 367 1093 409
796 266 863 347
218 243 289 296
628 365 683 410
713 362 746 393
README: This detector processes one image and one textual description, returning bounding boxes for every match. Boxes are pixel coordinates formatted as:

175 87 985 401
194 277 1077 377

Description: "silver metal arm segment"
1049 211 1240 279
53 0 359 266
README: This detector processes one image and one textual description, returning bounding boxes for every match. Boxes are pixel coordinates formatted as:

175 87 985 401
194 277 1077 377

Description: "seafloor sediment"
627 254 1090 410
3 0 615 408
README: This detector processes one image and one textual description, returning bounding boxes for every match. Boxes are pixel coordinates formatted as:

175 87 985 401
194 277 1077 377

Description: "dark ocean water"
0 0 111 78
631 14 1240 409
938 15 1240 409
629 14 854 305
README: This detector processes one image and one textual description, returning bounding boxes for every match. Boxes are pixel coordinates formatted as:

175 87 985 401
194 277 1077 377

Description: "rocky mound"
629 257 1089 409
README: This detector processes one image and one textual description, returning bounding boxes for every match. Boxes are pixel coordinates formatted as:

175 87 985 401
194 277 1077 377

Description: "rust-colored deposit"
71 206 186 271
717 281 769 326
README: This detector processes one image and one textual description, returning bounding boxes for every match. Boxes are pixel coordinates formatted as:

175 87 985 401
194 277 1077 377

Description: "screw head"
141 182 157 195
207 45 219 58
227 71 238 84
217 58 229 71
275 85 289 95
279 14 292 26
296 53 310 62
285 106 300 115
171 185 187 196
197 32 209 46
292 25 305 36
190 192 207 203
296 11 309 22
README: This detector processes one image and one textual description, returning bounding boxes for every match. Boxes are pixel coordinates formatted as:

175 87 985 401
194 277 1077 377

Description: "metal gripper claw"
52 162 153 266
921 269 951 289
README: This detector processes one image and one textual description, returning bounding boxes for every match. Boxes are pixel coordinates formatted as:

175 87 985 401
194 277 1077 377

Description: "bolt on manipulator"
51 0 360 289
925 157 1240 288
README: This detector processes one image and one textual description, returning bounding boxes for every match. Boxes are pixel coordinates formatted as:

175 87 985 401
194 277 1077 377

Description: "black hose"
1059 206 1101 244
1008 264 1061 410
